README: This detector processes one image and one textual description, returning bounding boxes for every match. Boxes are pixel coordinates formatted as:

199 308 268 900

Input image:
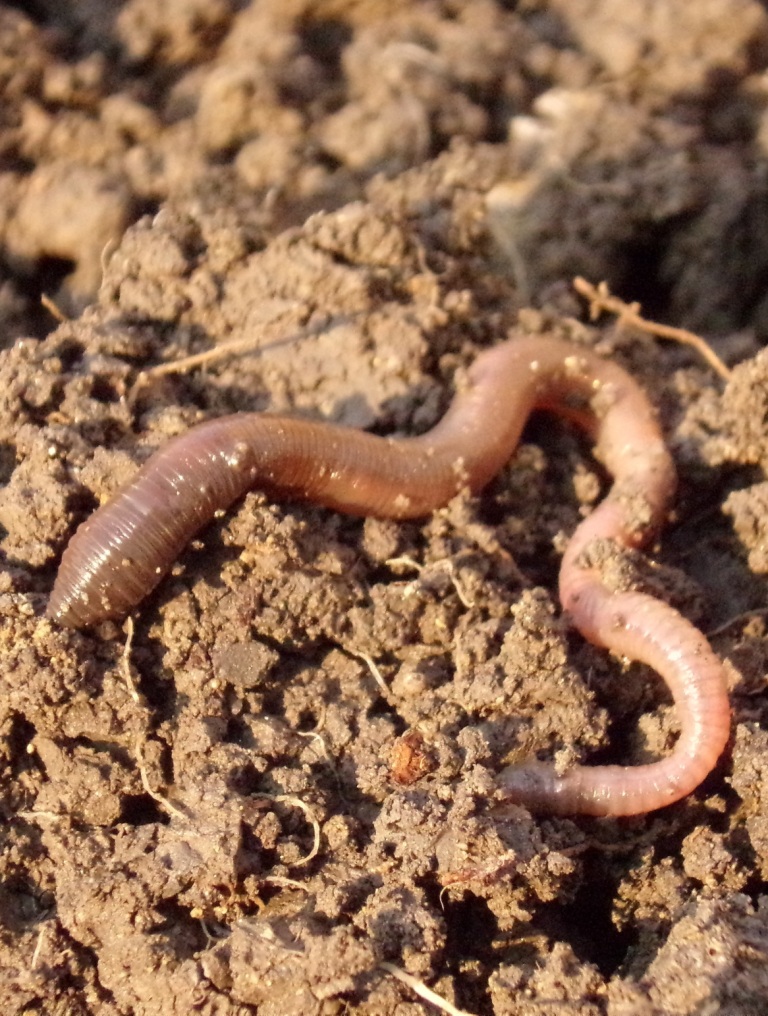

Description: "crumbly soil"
2 2 768 1014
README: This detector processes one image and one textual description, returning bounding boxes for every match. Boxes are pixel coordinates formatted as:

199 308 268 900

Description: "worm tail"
497 586 730 817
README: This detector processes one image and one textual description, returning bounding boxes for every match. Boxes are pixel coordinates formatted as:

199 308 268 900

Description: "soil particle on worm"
2 1 768 1014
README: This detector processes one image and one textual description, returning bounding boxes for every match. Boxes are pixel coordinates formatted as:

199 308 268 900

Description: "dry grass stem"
379 962 476 1016
574 276 731 381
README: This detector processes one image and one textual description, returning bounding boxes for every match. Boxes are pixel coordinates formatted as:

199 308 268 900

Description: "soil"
2 2 768 1014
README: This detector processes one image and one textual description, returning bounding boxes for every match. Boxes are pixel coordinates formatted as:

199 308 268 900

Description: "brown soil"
2 2 768 1014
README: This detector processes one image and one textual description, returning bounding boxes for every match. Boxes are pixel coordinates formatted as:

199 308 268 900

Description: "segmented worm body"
48 335 730 816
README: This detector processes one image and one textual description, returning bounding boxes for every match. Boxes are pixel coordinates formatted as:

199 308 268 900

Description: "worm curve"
48 334 730 816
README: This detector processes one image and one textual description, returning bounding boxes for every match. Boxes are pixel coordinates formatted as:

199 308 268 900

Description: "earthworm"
47 334 731 816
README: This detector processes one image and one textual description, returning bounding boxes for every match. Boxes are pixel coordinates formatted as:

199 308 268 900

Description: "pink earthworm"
47 334 730 816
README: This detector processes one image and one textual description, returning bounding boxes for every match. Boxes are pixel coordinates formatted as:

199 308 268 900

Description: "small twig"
574 276 731 381
119 616 143 704
17 810 66 822
444 559 475 608
386 555 475 608
261 875 311 892
294 728 333 764
198 918 230 944
345 647 391 698
100 236 118 278
134 736 187 821
386 555 423 572
707 608 768 638
379 962 476 1016
132 333 269 388
127 313 342 405
30 923 49 971
117 618 187 819
40 293 68 323
256 793 321 866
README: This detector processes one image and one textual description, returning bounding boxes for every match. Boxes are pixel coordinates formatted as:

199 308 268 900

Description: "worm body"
48 334 731 816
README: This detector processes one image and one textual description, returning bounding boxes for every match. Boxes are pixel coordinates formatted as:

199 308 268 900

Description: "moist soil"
2 2 768 1014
